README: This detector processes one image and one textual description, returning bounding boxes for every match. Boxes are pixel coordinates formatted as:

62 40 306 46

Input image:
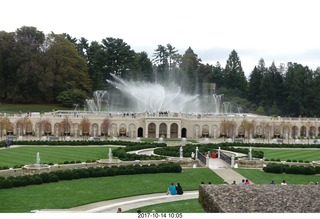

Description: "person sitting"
176 183 183 195
167 182 177 195
281 180 287 185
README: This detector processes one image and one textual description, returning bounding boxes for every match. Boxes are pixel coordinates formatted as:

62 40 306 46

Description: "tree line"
1 26 320 117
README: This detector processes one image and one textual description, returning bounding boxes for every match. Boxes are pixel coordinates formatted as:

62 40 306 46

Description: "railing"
220 151 231 165
197 151 207 166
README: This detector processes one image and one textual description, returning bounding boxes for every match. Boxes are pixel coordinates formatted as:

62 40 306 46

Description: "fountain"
212 94 223 114
158 137 164 143
136 137 141 142
85 90 109 114
236 146 263 168
36 152 40 167
248 147 252 160
22 152 50 174
108 148 113 163
106 74 199 113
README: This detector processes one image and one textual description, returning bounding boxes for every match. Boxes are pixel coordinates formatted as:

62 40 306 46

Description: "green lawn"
255 148 320 162
235 168 320 184
126 199 205 213
0 168 223 212
0 146 116 167
0 103 71 113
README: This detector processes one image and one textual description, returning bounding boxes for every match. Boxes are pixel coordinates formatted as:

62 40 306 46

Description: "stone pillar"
167 124 171 139
195 147 199 160
218 147 221 158
178 125 181 138
231 155 235 168
156 123 159 138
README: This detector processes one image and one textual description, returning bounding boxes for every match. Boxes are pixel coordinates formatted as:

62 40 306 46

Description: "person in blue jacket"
167 182 177 195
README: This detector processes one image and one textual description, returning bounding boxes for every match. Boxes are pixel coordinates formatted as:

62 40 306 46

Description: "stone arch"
148 123 156 138
44 122 52 136
129 124 136 138
54 123 60 137
119 124 127 137
181 128 187 138
309 126 316 138
211 125 219 138
237 125 244 137
138 127 143 138
202 125 209 137
194 125 200 138
159 123 167 138
91 123 99 137
170 123 178 138
273 125 281 137
110 123 118 137
16 120 24 136
73 123 80 137
300 126 307 137
6 123 14 135
292 126 299 139
256 125 263 137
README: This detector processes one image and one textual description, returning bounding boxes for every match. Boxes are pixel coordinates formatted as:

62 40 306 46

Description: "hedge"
263 163 320 175
0 162 182 189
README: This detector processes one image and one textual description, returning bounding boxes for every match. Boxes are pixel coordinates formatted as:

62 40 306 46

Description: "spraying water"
106 74 199 113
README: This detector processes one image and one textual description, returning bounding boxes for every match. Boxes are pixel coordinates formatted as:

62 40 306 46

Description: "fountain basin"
22 164 51 175
236 158 264 168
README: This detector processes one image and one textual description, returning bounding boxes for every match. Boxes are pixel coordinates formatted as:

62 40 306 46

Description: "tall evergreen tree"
101 37 135 80
223 50 248 96
248 58 265 105
283 63 314 116
180 47 201 94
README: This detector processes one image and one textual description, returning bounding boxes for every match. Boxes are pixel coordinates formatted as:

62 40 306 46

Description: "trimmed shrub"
263 164 283 173
0 179 13 189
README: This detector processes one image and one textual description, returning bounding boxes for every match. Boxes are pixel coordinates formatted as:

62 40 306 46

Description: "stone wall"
199 184 320 213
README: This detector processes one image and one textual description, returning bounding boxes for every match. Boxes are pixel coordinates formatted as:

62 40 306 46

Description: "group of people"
239 179 251 185
167 182 183 195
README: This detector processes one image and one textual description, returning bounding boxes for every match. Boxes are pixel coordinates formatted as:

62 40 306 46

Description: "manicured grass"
0 146 115 167
255 148 320 162
0 168 223 212
0 103 71 113
126 199 205 213
234 168 320 185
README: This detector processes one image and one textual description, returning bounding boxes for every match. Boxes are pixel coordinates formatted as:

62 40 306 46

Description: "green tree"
153 44 169 82
180 47 201 94
56 89 88 107
0 31 16 100
130 52 153 82
45 34 92 101
101 37 135 80
223 50 248 96
259 62 284 115
10 26 45 102
248 58 265 105
283 63 314 116
87 41 106 89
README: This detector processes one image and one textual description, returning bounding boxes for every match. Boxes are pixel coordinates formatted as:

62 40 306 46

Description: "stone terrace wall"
199 185 320 213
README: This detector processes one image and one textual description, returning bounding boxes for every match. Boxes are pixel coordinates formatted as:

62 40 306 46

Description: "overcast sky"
1 0 320 77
